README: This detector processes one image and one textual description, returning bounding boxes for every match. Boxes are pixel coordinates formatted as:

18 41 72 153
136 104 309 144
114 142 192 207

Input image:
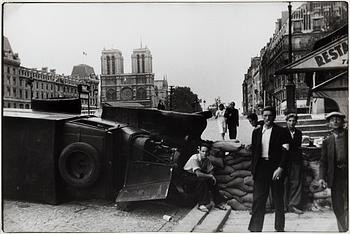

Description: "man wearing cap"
248 106 290 232
284 113 304 215
319 112 348 232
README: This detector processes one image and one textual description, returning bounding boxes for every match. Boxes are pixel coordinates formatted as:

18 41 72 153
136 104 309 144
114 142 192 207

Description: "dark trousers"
182 172 225 206
248 159 285 232
284 160 303 209
331 167 348 232
228 125 237 139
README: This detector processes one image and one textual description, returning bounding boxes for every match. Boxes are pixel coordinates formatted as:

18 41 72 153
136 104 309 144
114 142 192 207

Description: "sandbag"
210 148 223 157
244 176 254 186
242 193 253 203
214 165 234 175
225 156 251 166
215 174 234 184
232 160 251 170
243 202 253 209
208 155 224 168
230 170 252 179
219 190 234 200
223 155 235 162
313 188 331 199
309 179 324 193
223 187 247 197
212 140 242 152
227 198 249 210
235 148 252 158
219 177 244 189
220 178 253 192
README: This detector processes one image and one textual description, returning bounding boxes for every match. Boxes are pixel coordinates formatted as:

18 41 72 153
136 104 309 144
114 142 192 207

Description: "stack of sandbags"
209 140 256 211
302 158 331 210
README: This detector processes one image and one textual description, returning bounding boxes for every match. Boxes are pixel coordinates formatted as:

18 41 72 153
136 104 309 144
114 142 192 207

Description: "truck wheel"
58 142 100 188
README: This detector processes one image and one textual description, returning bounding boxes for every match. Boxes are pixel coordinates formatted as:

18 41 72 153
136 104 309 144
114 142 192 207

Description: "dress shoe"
289 206 304 214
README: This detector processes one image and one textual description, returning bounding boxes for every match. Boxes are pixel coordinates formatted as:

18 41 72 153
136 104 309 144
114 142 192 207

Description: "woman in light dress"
215 104 227 140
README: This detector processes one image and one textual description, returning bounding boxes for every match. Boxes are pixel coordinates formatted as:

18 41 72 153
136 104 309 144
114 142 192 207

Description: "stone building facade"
71 64 99 110
242 2 348 115
100 47 155 108
3 36 98 110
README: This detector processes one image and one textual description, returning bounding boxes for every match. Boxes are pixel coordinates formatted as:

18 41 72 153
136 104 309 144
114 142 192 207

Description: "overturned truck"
3 99 211 205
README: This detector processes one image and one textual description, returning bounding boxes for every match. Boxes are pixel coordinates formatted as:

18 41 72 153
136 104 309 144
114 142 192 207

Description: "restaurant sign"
277 36 348 74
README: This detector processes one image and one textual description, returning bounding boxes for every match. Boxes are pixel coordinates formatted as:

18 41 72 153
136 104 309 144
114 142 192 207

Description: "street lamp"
285 1 296 114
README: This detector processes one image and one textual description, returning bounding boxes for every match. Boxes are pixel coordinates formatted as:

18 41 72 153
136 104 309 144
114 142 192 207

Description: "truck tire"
58 142 100 188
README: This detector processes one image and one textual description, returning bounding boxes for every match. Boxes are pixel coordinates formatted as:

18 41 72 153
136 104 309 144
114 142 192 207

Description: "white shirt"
261 126 272 159
183 153 214 174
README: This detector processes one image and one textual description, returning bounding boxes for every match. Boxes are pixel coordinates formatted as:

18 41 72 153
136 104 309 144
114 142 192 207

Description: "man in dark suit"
319 112 348 232
248 106 290 232
284 113 303 214
224 102 239 139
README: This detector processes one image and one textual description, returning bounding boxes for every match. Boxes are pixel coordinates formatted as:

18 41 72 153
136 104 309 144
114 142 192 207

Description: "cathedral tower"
101 49 124 75
131 47 152 74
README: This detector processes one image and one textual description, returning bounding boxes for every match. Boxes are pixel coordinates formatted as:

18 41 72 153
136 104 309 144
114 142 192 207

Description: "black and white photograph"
2 1 348 232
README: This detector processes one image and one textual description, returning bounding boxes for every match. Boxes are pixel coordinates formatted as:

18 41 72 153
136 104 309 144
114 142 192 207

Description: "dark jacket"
224 107 239 127
286 128 302 162
250 123 290 179
319 130 348 188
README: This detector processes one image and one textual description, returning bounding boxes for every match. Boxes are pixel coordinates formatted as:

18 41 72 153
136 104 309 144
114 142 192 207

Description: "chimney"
42 67 48 72
50 69 56 74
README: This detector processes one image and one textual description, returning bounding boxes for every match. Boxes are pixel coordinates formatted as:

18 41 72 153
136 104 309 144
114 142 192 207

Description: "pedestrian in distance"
283 113 304 215
224 101 239 139
157 100 165 110
319 111 348 232
215 103 227 140
248 106 290 232
247 113 264 129
182 142 227 212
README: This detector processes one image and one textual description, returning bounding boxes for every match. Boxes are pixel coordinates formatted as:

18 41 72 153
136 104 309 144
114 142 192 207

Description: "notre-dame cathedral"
100 46 167 108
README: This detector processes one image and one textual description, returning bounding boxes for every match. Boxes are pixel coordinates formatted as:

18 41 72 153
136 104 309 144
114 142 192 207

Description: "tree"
171 86 202 113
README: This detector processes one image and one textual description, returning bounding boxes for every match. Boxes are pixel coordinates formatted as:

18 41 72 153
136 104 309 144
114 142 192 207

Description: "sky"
3 1 300 111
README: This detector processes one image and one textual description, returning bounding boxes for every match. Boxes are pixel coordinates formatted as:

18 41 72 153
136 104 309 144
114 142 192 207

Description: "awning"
312 71 348 93
276 35 348 74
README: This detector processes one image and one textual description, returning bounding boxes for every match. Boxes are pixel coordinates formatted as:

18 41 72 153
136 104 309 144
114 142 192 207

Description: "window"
25 90 28 99
41 83 44 89
13 88 16 97
14 103 17 108
13 77 16 85
7 87 10 96
8 103 11 108
106 56 110 75
19 89 23 99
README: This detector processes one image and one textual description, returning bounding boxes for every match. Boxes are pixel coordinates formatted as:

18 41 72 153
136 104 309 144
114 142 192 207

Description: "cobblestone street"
3 200 189 232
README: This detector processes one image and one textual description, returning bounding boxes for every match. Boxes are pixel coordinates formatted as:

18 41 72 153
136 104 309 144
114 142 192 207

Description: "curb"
172 206 208 232
215 207 232 232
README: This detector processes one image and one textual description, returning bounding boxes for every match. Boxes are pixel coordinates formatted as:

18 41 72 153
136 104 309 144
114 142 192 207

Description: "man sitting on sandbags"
182 141 227 212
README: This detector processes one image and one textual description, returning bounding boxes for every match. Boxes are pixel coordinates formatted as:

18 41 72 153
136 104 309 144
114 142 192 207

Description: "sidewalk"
223 210 338 232
173 206 339 232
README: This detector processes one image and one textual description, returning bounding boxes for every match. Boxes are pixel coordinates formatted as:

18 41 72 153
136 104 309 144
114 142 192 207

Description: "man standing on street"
284 113 304 214
224 101 239 139
248 106 290 232
319 112 348 232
